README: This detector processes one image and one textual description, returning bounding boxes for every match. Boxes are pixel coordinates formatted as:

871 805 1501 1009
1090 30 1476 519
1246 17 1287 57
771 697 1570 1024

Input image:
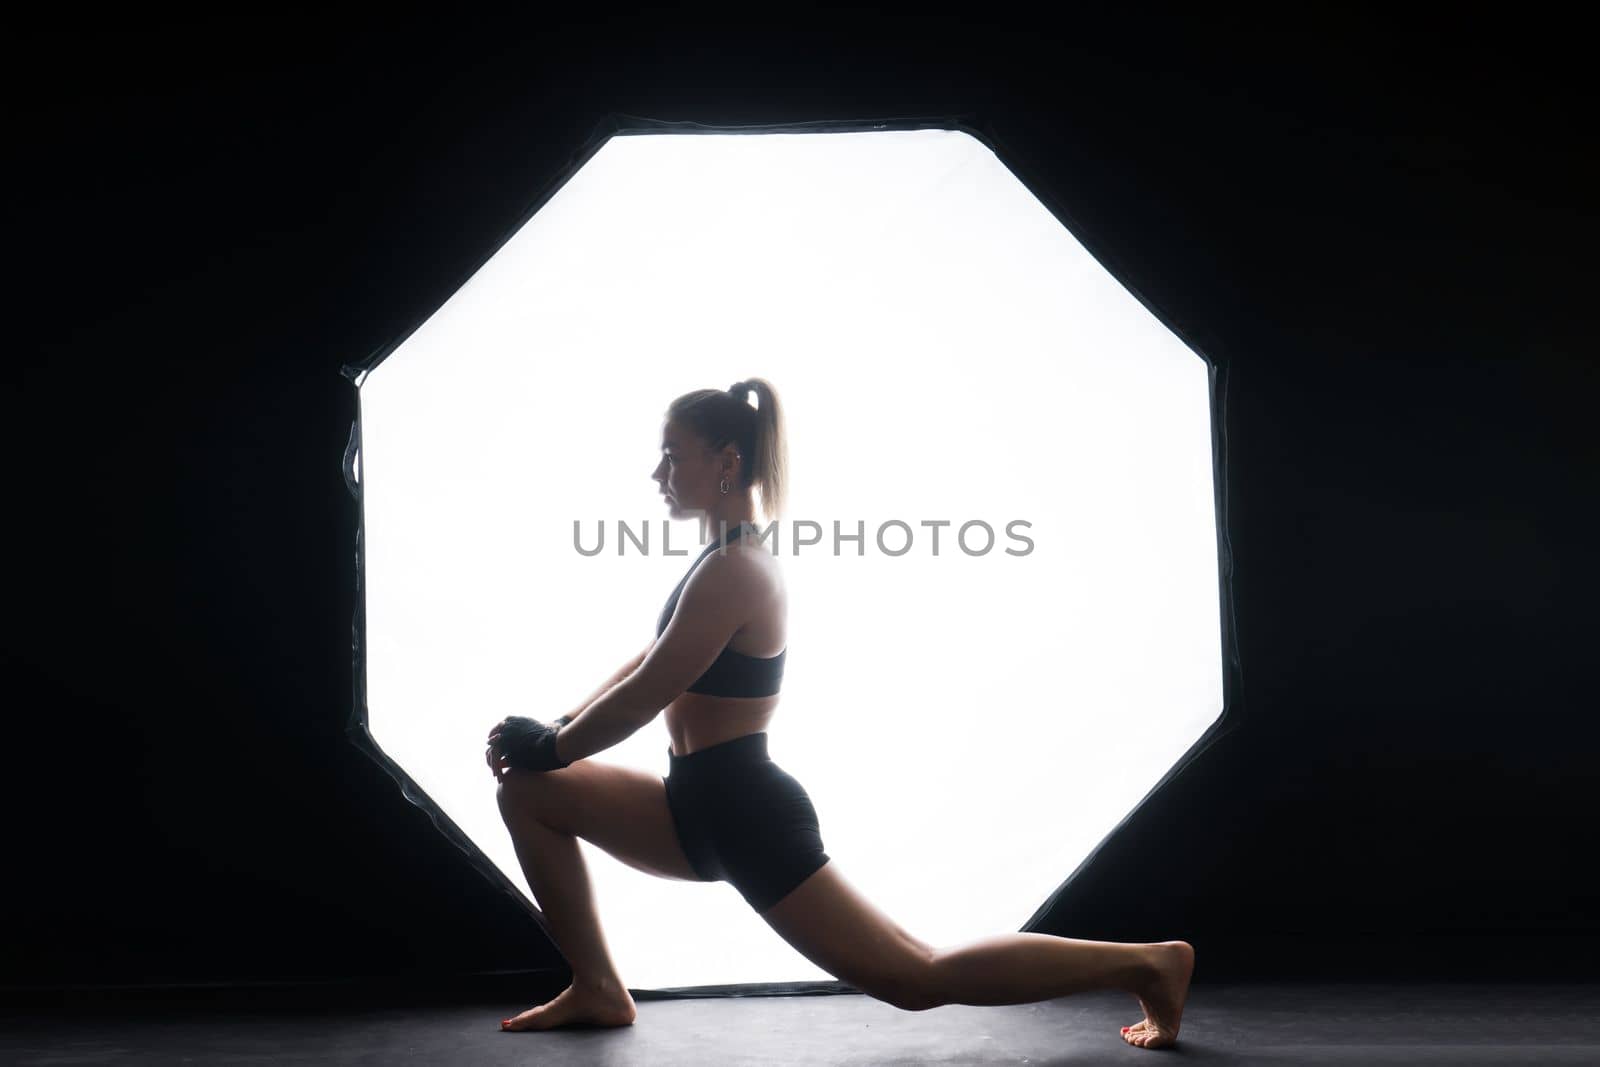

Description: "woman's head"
654 378 787 525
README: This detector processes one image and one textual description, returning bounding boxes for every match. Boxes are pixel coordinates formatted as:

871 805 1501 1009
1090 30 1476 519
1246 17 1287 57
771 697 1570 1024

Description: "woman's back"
661 523 787 756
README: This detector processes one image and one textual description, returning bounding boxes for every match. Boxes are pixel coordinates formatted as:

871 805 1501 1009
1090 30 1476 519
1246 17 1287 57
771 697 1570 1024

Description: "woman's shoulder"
696 532 781 592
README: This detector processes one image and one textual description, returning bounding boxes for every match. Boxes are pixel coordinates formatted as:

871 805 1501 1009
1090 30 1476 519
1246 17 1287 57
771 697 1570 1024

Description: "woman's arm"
553 553 753 765
560 639 653 726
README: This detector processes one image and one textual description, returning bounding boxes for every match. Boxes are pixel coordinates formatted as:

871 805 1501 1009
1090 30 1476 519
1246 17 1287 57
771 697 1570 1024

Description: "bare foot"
1120 940 1194 1050
500 981 638 1032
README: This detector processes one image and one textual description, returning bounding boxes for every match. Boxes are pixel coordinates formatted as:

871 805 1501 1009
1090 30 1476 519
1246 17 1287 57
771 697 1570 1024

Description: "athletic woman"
486 378 1194 1049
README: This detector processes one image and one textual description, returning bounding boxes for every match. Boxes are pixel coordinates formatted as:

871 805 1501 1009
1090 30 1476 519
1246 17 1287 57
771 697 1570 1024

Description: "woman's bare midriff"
665 691 779 757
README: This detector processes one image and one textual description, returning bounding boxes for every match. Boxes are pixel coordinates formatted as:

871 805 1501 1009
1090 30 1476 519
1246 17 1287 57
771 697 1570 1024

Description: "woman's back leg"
758 858 1193 1047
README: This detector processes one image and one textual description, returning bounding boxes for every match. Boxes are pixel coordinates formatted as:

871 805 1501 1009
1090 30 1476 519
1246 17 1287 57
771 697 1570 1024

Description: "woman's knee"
495 768 555 823
874 967 942 1012
856 947 943 1013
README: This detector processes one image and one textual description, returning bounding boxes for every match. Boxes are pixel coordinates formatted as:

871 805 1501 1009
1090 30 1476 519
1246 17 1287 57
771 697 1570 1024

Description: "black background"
9 8 1593 992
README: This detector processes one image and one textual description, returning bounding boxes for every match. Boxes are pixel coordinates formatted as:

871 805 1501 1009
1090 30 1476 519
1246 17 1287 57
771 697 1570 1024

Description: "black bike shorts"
662 731 830 913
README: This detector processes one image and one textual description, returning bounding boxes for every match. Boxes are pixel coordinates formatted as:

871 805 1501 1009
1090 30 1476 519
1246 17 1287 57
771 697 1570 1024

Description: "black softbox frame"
336 111 1245 997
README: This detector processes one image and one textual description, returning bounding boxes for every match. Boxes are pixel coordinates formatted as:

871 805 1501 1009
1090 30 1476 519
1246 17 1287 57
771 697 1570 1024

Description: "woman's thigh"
497 759 707 884
758 861 938 1010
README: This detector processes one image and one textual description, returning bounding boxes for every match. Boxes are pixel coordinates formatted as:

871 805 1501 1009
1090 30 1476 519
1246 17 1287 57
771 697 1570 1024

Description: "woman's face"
652 420 720 517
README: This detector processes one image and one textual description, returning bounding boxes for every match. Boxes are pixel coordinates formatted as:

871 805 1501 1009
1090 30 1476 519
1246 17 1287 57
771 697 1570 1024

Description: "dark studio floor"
3 980 1596 1065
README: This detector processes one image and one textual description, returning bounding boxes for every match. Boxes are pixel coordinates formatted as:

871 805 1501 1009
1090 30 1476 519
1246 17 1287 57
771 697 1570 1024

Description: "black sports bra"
655 521 786 697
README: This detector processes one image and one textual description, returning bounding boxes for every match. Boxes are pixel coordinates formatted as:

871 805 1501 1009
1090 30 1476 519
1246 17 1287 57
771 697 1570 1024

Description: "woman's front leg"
495 772 638 1031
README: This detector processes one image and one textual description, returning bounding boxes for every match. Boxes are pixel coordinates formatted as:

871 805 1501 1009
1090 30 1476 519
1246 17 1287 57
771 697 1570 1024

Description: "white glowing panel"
357 129 1222 991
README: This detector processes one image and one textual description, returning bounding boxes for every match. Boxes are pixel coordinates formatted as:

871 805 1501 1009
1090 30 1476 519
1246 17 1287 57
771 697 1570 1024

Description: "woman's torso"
664 530 787 757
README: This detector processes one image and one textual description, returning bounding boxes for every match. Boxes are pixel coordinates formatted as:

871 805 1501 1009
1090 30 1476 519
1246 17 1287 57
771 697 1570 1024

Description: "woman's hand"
486 717 523 782
487 715 574 780
485 724 512 783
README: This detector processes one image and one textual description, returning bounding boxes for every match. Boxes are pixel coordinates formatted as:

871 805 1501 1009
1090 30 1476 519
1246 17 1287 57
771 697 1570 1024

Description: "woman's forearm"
563 642 650 724
553 675 659 764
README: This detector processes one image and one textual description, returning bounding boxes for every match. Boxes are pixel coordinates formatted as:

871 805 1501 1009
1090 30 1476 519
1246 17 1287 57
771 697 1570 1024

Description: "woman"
485 378 1194 1050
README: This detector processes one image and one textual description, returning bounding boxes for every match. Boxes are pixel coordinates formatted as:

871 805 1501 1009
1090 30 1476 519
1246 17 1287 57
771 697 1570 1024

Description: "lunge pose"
486 379 1194 1050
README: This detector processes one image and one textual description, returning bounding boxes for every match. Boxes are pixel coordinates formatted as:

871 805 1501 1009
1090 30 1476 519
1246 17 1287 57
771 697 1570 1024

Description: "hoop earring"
719 477 730 495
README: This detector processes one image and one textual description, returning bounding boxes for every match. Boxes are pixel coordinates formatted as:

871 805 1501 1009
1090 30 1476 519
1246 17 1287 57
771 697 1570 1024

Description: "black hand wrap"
495 715 572 772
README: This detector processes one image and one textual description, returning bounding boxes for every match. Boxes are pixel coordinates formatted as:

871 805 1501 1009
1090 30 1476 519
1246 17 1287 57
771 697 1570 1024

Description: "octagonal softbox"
339 114 1241 993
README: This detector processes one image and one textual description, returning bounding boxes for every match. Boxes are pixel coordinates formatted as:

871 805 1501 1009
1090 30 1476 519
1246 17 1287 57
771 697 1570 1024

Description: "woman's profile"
485 378 1194 1050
